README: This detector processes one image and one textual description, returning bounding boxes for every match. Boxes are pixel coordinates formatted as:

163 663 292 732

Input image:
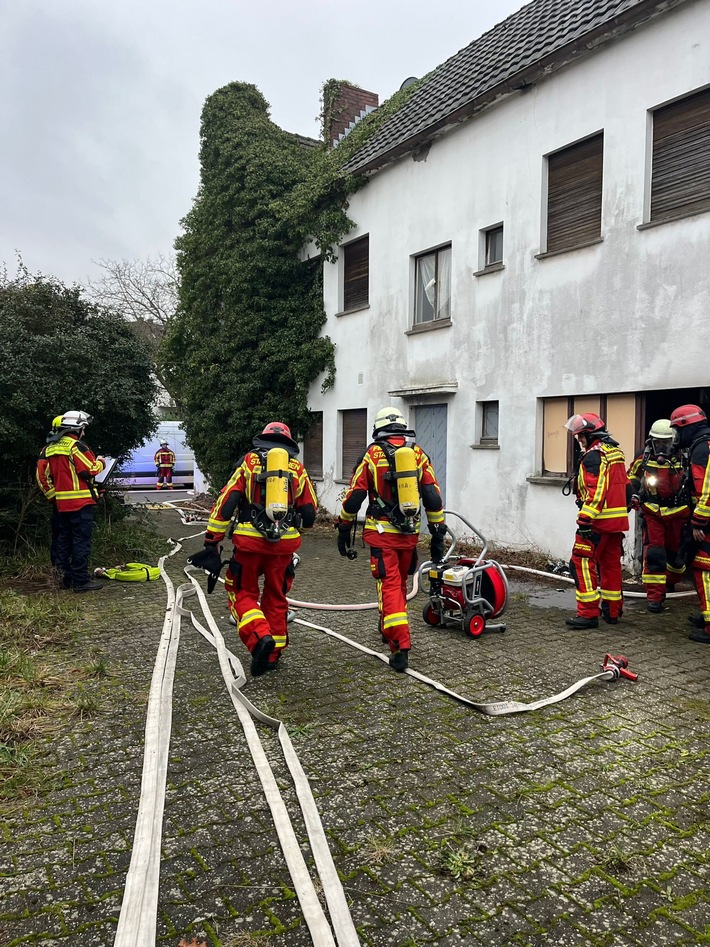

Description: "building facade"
304 0 710 559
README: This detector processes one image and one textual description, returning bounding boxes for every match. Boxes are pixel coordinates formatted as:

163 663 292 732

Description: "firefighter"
35 414 64 569
188 422 317 675
627 419 690 612
45 410 106 592
154 440 176 489
337 406 445 672
564 413 630 629
668 404 710 644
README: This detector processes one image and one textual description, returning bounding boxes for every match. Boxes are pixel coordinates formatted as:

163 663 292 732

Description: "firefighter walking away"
337 406 445 672
188 421 317 675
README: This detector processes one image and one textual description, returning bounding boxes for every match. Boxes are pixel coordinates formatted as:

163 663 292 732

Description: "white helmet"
373 406 407 435
648 419 674 439
60 410 92 432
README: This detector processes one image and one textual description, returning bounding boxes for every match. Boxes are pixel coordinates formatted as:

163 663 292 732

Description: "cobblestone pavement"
1 509 709 946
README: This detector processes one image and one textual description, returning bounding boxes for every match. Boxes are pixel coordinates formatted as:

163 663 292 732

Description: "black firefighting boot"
687 613 705 629
72 580 103 593
600 602 619 625
251 635 276 677
647 601 663 613
688 628 710 644
565 615 599 629
389 649 409 672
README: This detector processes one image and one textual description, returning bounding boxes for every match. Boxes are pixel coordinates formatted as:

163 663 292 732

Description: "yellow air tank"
394 446 419 517
264 447 290 522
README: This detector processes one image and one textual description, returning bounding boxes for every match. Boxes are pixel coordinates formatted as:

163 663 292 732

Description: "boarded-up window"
341 409 367 479
302 411 323 479
343 236 369 311
651 87 710 222
604 394 637 468
542 397 570 475
546 134 603 253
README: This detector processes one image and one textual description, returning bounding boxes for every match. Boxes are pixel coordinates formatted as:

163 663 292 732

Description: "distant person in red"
154 441 176 489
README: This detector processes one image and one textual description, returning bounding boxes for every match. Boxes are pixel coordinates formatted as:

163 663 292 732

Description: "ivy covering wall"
162 79 419 487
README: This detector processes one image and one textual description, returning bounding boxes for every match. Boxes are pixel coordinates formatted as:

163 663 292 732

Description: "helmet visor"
564 414 588 435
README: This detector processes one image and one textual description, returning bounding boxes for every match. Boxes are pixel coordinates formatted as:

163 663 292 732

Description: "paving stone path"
1 508 709 946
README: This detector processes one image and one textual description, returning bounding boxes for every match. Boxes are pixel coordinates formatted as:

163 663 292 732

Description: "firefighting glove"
429 523 448 563
188 544 223 592
336 522 353 558
576 518 594 541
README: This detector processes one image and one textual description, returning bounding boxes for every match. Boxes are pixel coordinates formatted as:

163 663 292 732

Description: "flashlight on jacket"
646 475 658 487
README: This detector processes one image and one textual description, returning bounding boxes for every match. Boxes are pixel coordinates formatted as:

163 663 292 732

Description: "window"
302 411 323 479
545 133 603 253
650 87 710 222
343 236 369 311
414 245 451 325
480 401 499 445
540 393 636 477
340 408 367 480
484 225 504 267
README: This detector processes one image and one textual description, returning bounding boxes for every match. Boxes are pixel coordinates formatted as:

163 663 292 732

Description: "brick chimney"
324 82 379 148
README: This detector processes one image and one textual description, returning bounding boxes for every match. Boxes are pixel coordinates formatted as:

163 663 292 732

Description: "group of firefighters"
37 401 710 672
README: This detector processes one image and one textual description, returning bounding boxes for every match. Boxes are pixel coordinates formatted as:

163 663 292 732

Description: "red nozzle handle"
603 653 638 682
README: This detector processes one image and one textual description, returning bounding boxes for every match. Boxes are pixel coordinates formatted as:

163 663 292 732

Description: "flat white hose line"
293 616 631 716
288 570 419 611
114 553 179 947
502 563 697 599
184 569 360 947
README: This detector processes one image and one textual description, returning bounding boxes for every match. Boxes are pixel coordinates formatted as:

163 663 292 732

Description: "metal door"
414 404 447 504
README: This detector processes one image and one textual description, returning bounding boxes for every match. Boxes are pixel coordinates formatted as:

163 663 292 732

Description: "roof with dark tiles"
343 0 691 175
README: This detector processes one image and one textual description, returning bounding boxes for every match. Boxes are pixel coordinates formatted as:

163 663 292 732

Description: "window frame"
302 411 323 480
479 401 499 446
413 244 452 327
484 224 504 268
649 86 710 223
543 132 604 254
342 235 369 312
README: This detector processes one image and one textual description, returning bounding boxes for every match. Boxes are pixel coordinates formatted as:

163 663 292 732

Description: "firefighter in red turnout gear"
627 419 690 612
45 411 106 592
188 422 317 675
564 413 631 629
36 414 64 570
154 441 176 489
669 404 710 644
338 407 445 672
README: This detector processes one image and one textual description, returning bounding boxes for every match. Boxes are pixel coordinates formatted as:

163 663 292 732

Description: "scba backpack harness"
369 439 422 534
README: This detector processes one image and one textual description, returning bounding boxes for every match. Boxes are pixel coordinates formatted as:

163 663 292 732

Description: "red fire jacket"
686 432 710 531
340 436 444 546
36 447 55 500
627 450 688 519
154 448 176 468
205 450 317 554
45 434 105 512
576 439 630 533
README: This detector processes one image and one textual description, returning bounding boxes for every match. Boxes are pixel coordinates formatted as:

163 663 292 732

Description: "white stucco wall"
307 2 710 558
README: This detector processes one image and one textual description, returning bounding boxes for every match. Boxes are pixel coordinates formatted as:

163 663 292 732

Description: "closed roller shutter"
342 409 367 479
651 87 710 222
343 236 369 310
547 134 603 253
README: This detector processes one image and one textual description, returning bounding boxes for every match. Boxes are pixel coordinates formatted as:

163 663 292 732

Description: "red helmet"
564 412 606 436
669 404 706 428
261 421 292 439
256 420 298 452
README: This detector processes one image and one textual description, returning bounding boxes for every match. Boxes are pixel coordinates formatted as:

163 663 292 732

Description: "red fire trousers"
641 509 688 603
224 546 296 665
570 531 624 620
365 530 418 653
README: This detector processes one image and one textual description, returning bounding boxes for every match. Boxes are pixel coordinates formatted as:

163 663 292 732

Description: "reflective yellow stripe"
234 523 300 540
642 574 665 584
339 511 356 524
383 612 408 628
427 510 445 524
272 635 287 649
207 516 231 534
364 518 418 535
238 609 264 629
576 589 600 602
667 563 685 575
54 489 94 500
600 590 622 601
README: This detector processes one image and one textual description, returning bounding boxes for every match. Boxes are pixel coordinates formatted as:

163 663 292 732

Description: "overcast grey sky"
1 0 523 286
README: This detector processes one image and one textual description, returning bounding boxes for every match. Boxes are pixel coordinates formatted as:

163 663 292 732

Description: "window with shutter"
651 87 710 222
343 236 369 311
546 134 604 253
302 411 323 479
341 409 367 479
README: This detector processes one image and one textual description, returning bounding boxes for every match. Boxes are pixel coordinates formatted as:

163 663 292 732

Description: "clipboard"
95 457 118 484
